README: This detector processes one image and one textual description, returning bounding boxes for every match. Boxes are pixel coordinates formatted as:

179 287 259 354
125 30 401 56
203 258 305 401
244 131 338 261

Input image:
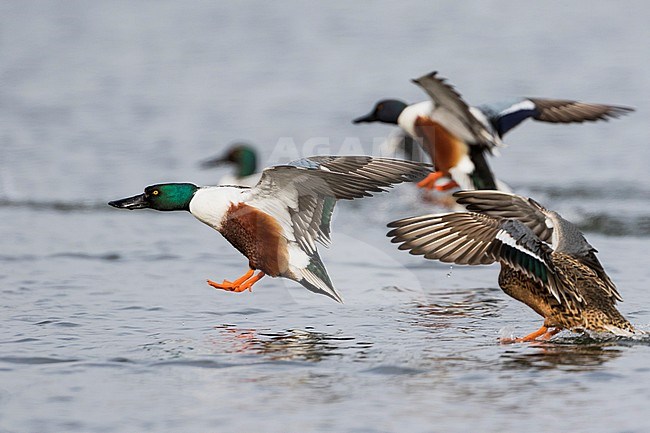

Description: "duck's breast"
222 203 290 277
189 186 246 231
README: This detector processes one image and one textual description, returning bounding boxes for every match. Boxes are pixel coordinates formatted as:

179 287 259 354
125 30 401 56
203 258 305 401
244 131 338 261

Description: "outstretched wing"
387 212 575 305
528 98 634 123
412 71 499 148
453 190 554 243
249 156 431 254
387 212 502 265
480 97 634 137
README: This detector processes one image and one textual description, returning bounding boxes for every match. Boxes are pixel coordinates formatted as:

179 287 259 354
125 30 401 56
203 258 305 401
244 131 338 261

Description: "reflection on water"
501 333 650 372
406 287 505 333
212 325 372 362
414 288 503 317
501 342 623 372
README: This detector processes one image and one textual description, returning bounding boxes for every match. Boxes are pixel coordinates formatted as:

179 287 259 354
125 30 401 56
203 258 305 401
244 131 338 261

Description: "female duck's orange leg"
519 325 550 342
501 324 559 344
539 328 561 340
417 171 444 189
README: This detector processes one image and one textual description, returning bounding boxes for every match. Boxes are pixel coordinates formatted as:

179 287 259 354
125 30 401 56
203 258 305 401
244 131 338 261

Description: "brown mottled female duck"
387 190 634 342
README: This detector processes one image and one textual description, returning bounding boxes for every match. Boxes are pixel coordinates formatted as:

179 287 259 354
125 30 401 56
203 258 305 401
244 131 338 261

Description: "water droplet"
446 265 453 278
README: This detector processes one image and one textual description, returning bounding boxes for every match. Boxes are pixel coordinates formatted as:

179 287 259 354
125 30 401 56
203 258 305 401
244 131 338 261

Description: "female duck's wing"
452 190 554 244
387 212 502 265
248 156 432 254
454 190 622 302
479 98 634 137
412 71 500 149
387 212 576 305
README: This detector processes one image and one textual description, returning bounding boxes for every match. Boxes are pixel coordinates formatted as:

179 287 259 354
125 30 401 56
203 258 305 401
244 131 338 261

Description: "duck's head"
353 99 408 125
200 143 257 177
109 183 199 211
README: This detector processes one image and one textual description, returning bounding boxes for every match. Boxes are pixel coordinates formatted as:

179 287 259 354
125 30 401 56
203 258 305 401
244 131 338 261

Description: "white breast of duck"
189 186 249 230
397 101 433 137
398 100 482 144
188 185 308 279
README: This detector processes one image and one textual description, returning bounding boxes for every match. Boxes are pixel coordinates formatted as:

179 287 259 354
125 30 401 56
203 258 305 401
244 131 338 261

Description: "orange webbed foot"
206 269 265 293
237 271 265 292
207 279 236 291
500 325 561 344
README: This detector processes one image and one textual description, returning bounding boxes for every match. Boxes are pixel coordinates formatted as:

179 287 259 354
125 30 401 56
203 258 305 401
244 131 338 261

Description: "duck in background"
354 71 634 192
200 142 261 187
387 190 635 342
109 156 432 303
355 71 502 192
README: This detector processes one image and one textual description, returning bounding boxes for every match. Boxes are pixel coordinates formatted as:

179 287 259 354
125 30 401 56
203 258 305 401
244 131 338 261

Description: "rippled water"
1 2 650 432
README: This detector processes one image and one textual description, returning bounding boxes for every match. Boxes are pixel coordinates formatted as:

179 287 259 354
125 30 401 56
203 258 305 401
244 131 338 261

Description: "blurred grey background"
1 1 647 201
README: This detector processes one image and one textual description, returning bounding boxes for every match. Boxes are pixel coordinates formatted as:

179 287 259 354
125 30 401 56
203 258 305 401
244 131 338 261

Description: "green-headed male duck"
200 143 261 187
110 156 431 302
354 71 633 192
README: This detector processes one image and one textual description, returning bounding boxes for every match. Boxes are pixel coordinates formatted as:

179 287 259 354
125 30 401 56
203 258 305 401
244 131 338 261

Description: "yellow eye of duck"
152 190 159 196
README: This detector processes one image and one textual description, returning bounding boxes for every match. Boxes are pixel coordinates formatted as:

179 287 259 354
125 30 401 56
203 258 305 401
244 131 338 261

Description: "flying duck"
110 156 431 302
354 71 634 192
387 190 634 342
